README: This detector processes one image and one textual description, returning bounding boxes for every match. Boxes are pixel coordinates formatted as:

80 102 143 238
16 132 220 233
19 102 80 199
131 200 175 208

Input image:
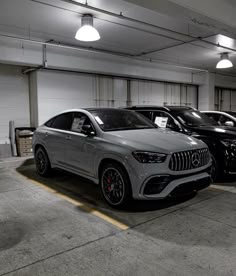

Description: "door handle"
45 132 48 137
66 135 72 140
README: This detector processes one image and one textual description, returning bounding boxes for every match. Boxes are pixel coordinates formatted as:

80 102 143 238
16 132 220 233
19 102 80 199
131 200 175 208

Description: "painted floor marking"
18 173 129 230
210 184 236 194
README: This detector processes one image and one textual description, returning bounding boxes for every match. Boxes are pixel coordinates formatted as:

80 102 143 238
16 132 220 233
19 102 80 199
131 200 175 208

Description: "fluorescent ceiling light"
75 14 100 42
217 34 234 48
216 53 233 69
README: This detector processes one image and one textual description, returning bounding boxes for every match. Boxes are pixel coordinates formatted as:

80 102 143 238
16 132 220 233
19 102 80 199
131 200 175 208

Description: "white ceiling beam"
123 0 236 39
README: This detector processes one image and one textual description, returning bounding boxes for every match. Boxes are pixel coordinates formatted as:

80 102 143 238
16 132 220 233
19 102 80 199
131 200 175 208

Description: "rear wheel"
35 147 51 176
100 162 131 208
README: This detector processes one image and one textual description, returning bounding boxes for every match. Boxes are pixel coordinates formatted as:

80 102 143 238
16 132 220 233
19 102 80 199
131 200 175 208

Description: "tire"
35 147 51 177
100 162 131 208
210 154 219 182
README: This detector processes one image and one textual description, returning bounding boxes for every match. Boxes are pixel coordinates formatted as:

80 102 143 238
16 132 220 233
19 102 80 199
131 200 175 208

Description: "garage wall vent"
75 14 100 42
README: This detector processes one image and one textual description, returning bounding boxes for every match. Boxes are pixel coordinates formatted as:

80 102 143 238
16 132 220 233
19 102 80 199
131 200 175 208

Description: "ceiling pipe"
30 0 235 55
30 0 187 44
53 0 236 53
135 35 214 57
0 33 208 72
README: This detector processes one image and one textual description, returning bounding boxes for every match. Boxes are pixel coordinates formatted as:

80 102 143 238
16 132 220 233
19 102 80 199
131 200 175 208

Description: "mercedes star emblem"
191 152 200 167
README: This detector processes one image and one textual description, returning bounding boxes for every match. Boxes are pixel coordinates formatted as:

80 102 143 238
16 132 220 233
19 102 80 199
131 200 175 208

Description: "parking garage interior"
0 0 236 275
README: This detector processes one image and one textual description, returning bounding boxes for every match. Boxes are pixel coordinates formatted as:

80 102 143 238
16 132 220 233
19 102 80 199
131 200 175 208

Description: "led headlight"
132 151 167 163
221 139 236 147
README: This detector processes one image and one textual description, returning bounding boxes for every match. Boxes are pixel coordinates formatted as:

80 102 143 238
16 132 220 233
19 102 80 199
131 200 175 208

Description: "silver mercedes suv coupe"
33 108 212 207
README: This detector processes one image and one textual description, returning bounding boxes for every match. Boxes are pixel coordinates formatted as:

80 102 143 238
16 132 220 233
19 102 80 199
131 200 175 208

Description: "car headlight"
132 151 167 163
221 139 236 147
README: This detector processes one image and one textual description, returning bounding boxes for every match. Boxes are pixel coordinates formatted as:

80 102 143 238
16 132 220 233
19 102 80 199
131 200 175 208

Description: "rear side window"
47 113 73 130
45 118 54 127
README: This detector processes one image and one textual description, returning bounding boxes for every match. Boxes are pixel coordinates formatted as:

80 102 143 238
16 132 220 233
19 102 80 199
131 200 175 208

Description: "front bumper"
127 161 212 200
141 171 211 199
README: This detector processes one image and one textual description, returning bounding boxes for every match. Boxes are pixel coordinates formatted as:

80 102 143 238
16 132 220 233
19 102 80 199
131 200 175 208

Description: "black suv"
126 105 236 181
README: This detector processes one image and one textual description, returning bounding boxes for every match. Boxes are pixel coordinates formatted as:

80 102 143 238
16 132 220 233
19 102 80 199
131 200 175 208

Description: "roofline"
57 107 122 114
127 105 195 111
126 105 170 111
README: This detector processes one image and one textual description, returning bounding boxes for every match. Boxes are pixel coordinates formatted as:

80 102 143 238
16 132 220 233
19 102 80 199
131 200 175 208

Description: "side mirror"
225 121 234 127
81 125 95 136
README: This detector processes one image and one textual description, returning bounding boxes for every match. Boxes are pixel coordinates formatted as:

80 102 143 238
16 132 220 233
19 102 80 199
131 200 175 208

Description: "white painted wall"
215 87 236 111
34 70 198 126
130 80 197 107
0 36 206 85
0 64 30 144
215 73 236 89
1 37 235 140
211 73 236 111
36 70 128 125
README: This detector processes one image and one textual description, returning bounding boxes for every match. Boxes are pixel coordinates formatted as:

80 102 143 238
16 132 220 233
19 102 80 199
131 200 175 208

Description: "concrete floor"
0 158 236 276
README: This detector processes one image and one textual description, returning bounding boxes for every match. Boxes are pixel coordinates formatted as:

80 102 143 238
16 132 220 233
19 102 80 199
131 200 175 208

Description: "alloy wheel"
101 167 125 206
35 149 47 175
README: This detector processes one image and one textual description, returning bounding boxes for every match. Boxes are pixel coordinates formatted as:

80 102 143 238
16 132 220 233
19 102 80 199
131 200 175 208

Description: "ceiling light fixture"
216 53 233 69
75 14 100 42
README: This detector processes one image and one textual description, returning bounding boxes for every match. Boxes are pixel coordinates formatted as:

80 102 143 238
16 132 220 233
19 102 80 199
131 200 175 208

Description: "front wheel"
210 154 219 182
35 147 51 176
100 163 131 208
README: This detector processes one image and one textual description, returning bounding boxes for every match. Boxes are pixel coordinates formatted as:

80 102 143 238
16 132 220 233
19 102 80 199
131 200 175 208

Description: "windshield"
91 109 156 131
173 109 218 127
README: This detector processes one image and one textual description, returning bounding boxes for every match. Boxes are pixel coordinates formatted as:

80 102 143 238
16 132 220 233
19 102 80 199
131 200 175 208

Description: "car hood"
104 128 206 154
190 125 236 139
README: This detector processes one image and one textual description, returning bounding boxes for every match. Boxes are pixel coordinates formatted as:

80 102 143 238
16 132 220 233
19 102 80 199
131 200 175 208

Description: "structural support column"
29 71 39 127
198 72 215 110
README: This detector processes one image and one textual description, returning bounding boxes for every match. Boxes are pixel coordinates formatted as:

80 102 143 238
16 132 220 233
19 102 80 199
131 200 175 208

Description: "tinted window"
172 110 218 127
138 111 153 121
153 111 180 130
217 114 229 125
91 109 156 131
206 113 220 122
45 118 54 127
50 113 73 130
71 112 94 133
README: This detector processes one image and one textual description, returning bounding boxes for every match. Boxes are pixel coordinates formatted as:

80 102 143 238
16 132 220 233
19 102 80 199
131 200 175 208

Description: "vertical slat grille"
169 148 210 171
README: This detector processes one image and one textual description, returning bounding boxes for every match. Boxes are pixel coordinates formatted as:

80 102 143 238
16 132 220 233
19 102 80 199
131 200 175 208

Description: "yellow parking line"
19 173 129 231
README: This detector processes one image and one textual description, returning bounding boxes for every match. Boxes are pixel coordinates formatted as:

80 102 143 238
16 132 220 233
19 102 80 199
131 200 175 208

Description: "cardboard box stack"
16 129 34 157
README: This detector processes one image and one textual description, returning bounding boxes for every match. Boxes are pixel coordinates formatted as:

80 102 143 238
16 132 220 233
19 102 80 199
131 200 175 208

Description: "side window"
208 113 220 123
138 111 153 121
51 113 73 130
45 118 55 127
71 112 94 133
218 114 233 126
153 111 179 130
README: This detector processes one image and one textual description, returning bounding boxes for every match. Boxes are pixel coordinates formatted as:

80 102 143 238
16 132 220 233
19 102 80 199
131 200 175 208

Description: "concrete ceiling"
0 0 236 74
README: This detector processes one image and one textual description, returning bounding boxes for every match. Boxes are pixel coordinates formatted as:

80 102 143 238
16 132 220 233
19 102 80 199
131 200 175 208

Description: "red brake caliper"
107 177 111 191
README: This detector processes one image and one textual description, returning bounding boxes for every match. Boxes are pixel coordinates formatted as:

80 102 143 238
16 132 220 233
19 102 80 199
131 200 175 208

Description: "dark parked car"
203 111 236 127
126 105 236 181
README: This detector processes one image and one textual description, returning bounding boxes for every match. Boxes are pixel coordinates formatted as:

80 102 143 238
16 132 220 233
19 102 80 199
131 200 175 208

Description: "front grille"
169 148 210 171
